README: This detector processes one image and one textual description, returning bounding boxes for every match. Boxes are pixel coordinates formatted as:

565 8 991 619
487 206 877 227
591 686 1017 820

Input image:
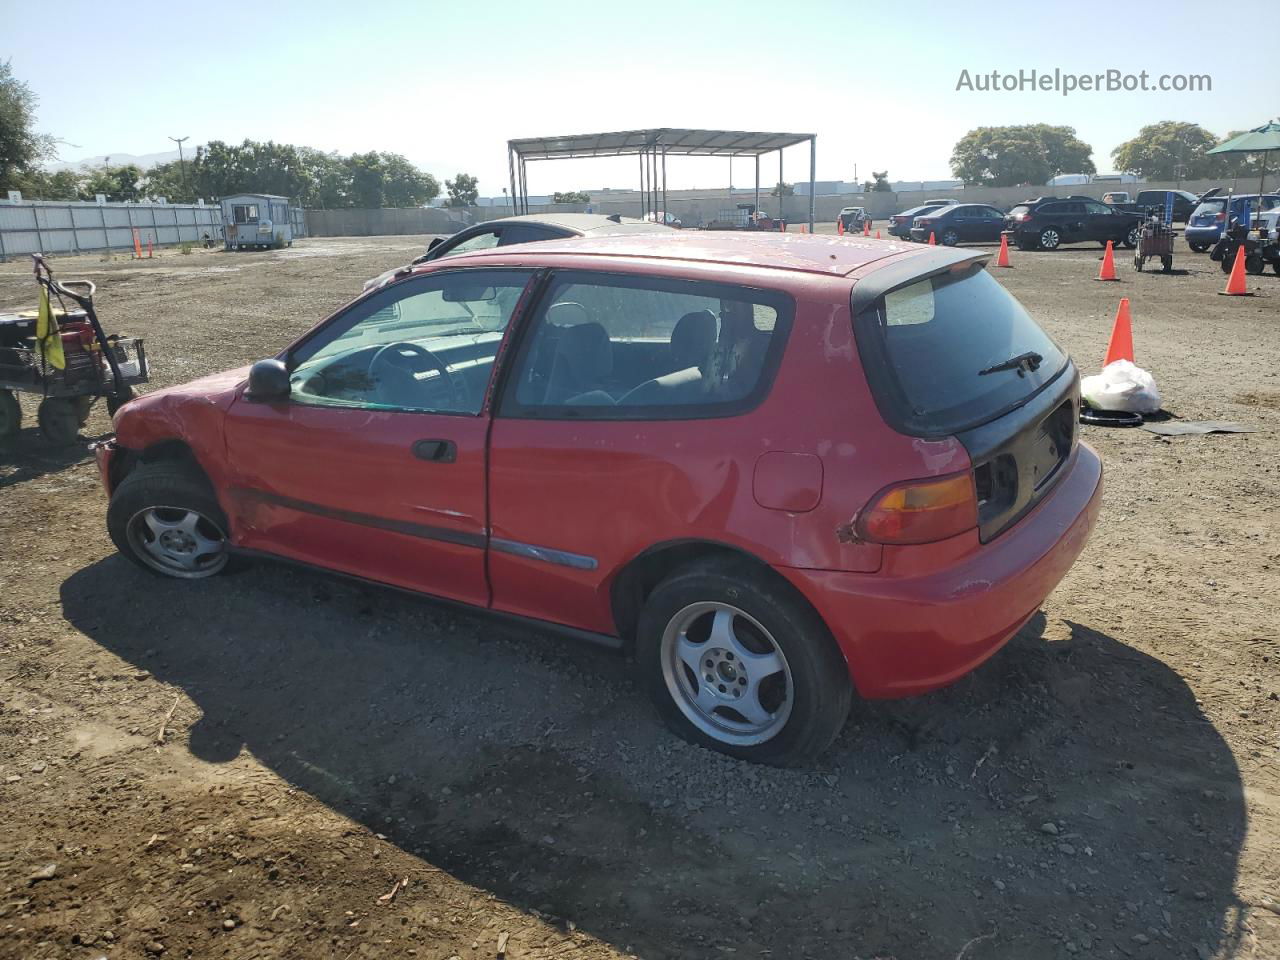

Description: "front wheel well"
112 439 205 490
609 540 809 649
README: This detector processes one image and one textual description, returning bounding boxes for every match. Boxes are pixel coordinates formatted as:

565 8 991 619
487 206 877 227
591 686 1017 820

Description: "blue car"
886 202 955 240
1185 193 1280 252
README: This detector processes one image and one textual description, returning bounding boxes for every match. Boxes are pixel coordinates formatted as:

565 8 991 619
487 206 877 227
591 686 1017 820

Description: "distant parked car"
838 207 868 232
364 213 670 289
1002 196 1142 251
888 203 949 240
1184 194 1280 252
910 204 1006 245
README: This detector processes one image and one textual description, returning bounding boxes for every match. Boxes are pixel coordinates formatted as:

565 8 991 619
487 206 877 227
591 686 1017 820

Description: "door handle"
412 439 456 463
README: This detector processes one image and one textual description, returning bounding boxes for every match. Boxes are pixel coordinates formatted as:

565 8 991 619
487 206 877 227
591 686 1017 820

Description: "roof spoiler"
851 248 990 315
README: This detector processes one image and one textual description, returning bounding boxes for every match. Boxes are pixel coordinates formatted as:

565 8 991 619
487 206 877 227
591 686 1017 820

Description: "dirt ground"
1 232 1278 960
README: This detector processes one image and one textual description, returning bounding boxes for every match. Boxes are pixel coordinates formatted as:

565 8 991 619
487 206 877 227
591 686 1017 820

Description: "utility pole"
169 136 190 194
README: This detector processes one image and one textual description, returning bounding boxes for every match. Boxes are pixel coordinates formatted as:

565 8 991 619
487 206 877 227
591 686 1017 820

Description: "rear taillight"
1014 212 1031 222
855 472 979 545
917 218 933 227
1215 212 1226 222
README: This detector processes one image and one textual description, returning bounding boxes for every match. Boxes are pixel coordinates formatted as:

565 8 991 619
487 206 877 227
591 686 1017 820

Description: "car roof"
436 230 961 278
476 212 671 235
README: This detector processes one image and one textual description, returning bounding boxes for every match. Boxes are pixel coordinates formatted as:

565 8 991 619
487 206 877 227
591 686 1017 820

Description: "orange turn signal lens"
855 472 979 545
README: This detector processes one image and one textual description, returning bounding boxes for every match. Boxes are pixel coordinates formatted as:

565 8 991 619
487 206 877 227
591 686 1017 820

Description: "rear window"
853 264 1068 436
1194 200 1225 216
1007 205 1029 218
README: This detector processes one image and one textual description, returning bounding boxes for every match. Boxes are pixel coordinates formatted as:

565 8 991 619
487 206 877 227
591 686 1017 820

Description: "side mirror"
245 358 291 402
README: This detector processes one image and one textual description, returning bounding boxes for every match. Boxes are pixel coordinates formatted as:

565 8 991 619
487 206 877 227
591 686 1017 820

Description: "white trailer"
220 193 295 251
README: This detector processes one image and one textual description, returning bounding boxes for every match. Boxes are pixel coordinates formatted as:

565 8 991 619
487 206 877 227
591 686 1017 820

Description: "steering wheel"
367 342 466 409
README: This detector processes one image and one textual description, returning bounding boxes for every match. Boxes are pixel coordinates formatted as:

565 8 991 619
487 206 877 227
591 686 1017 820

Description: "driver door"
222 268 535 606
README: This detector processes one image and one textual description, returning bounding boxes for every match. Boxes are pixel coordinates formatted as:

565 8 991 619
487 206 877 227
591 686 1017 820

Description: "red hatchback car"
96 233 1102 764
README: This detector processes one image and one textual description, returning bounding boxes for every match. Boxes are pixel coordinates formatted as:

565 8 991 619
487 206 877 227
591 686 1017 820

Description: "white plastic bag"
1080 359 1162 414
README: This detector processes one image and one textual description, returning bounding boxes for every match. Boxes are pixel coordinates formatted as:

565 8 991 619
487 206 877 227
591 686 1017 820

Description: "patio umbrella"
1207 121 1280 200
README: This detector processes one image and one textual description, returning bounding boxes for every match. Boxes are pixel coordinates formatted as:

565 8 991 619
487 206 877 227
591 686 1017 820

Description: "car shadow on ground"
0 428 107 488
61 556 1248 959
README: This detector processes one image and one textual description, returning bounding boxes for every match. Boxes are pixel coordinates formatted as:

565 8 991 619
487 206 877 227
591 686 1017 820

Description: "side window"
288 270 532 415
1085 201 1111 216
501 272 793 419
439 229 501 258
1039 203 1063 216
499 224 563 246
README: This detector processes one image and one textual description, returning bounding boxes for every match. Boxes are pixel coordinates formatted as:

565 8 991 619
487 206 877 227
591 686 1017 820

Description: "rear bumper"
1184 225 1221 244
782 443 1103 699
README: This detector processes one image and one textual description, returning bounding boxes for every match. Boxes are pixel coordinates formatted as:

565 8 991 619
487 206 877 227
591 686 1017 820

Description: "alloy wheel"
126 505 228 578
660 601 794 746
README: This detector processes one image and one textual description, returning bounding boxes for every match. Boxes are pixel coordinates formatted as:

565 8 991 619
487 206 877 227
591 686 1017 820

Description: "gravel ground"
1 234 1278 960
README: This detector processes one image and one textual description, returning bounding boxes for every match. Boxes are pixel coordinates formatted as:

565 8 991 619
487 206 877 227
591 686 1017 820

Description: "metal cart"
0 255 148 445
1133 214 1175 272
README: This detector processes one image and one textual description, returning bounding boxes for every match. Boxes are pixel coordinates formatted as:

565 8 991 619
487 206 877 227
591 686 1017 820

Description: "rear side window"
501 271 793 420
853 264 1068 436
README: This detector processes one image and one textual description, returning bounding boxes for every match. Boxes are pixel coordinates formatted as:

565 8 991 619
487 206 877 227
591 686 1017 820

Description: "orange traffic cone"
862 220 870 236
837 219 844 235
1219 245 1252 296
1096 241 1119 281
875 229 881 239
1104 298 1135 366
995 234 1012 268
928 232 936 245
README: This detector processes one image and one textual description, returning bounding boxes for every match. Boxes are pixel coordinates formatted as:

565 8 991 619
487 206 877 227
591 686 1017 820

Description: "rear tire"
941 229 959 246
636 560 852 766
1188 242 1210 253
107 461 232 579
106 385 136 417
1246 254 1265 275
1122 226 1139 249
1038 228 1060 251
0 389 21 439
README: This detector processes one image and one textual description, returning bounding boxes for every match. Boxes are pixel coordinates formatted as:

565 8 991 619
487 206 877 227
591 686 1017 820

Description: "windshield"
854 264 1068 436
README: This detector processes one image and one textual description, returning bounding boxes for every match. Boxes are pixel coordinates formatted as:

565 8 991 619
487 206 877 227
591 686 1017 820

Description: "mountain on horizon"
45 148 189 173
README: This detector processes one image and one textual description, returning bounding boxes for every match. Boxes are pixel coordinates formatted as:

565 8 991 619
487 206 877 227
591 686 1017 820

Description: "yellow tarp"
35 286 65 371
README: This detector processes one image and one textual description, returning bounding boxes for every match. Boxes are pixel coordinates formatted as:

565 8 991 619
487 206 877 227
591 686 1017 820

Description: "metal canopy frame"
507 128 817 230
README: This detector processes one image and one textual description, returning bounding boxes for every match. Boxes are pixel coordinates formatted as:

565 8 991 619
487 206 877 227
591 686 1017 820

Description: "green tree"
1111 122 1220 180
871 170 892 192
769 181 794 197
553 190 591 203
0 60 56 192
445 173 479 208
10 167 80 200
951 124 1095 186
379 152 439 207
143 159 196 203
79 164 144 202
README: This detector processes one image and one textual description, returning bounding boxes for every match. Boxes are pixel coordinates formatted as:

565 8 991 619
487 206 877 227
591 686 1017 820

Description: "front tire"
1122 226 1139 249
636 560 851 766
107 461 231 579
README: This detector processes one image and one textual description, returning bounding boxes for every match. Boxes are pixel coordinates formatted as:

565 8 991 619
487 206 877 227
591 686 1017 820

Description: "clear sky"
4 0 1273 195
